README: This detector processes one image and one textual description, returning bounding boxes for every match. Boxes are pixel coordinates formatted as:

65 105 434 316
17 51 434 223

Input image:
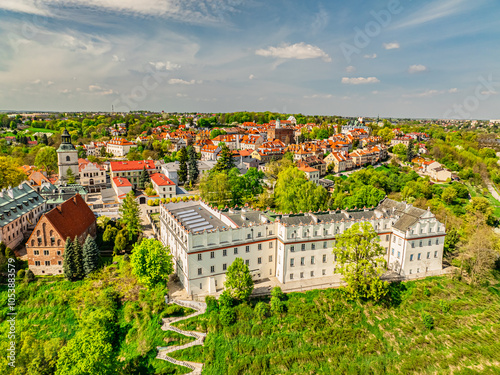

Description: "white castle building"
160 198 445 296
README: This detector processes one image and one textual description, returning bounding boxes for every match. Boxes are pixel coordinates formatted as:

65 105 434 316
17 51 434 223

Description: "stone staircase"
156 299 207 374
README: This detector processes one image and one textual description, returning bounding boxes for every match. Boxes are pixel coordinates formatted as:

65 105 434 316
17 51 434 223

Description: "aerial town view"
1 1 500 374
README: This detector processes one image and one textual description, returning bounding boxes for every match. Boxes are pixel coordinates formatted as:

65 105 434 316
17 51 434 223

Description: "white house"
112 177 132 200
106 138 135 157
150 173 176 199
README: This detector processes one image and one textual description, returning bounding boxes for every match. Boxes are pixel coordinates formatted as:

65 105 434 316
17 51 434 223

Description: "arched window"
36 230 40 236
31 240 35 246
66 156 71 162
57 239 61 246
49 230 53 236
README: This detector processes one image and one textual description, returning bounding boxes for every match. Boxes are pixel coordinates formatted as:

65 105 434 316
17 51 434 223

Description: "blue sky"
0 0 499 119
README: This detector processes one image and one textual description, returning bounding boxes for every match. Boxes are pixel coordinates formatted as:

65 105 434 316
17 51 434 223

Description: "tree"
114 231 128 254
224 258 254 301
255 302 269 320
200 171 231 207
66 168 76 184
83 235 100 276
332 222 388 301
103 225 118 244
441 187 457 204
392 144 407 161
213 144 234 173
407 140 415 162
210 128 226 139
130 239 173 289
35 146 58 175
0 156 26 189
138 167 150 190
119 191 142 242
73 236 84 280
178 147 188 185
187 146 199 184
63 238 77 281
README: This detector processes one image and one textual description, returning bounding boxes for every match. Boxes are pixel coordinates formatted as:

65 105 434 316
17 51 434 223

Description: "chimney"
73 196 78 205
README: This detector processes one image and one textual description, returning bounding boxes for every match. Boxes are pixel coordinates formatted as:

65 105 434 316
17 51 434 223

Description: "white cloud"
248 74 255 80
481 90 498 95
176 93 188 97
346 66 356 73
256 42 331 62
31 79 41 85
311 8 329 34
47 81 54 86
403 89 443 98
363 53 377 59
88 84 114 95
341 77 380 85
303 94 333 99
394 0 471 29
112 55 125 62
408 64 427 74
383 42 400 50
448 88 458 93
168 78 201 85
150 61 180 71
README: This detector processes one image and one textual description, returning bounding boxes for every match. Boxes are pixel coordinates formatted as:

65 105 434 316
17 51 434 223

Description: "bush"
147 200 153 206
423 288 431 297
25 269 35 283
17 269 26 279
188 196 193 200
271 286 285 300
220 306 236 326
165 198 171 204
219 290 233 308
123 254 130 262
270 296 285 314
439 300 450 313
422 312 434 330
160 198 166 204
255 302 269 320
205 296 219 313
182 196 188 202
194 195 199 200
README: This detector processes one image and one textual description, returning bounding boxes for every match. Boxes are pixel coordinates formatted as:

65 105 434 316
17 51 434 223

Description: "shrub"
25 269 35 283
147 200 153 206
205 296 219 313
182 196 188 202
439 300 450 313
422 312 434 330
220 306 236 326
123 254 130 262
165 198 171 204
160 198 166 204
271 286 285 300
17 269 26 279
423 288 431 297
194 195 200 200
255 302 269 320
219 290 233 308
188 196 193 200
270 296 284 314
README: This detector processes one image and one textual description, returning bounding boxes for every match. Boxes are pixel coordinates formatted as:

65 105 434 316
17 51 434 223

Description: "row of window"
33 250 62 256
391 249 438 260
196 244 273 261
34 260 62 266
290 269 330 279
290 242 329 252
290 255 329 267
411 239 440 247
197 256 273 275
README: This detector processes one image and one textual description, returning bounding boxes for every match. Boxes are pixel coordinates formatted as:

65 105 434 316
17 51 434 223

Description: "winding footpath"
156 299 207 375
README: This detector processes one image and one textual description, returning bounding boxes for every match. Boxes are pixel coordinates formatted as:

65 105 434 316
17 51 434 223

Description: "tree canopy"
224 258 254 301
130 238 174 289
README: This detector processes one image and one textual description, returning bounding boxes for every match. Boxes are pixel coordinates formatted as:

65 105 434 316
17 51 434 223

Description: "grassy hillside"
0 258 193 375
174 275 500 374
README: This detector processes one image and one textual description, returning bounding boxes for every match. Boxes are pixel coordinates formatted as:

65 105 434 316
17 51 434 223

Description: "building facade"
109 160 159 188
159 198 446 296
57 129 79 182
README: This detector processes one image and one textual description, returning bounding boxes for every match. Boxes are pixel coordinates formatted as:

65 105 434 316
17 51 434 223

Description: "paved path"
486 181 500 202
156 299 207 375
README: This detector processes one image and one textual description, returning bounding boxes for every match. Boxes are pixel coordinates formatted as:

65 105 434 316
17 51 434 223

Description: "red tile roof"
113 176 132 187
43 194 96 241
150 173 175 186
108 137 135 146
110 160 156 172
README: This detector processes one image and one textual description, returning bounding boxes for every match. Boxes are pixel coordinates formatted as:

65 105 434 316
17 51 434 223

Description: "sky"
0 0 499 119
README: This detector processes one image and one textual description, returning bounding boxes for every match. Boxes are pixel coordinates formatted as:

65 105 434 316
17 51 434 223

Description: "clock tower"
57 128 79 182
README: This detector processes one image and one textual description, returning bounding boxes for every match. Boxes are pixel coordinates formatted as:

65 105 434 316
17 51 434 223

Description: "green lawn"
176 275 500 374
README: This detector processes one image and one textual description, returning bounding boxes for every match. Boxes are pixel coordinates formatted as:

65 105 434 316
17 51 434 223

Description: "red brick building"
26 194 97 275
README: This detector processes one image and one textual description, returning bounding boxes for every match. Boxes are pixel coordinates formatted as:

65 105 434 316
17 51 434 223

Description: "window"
410 254 414 261
311 243 315 250
323 241 327 248
258 257 262 264
290 258 295 267
50 237 55 245
436 239 439 245
301 244 305 251
200 283 202 289
397 251 400 258
418 253 421 260
234 247 238 254
258 232 261 237
393 237 396 243
58 261 62 266
290 246 295 252
34 250 39 255
198 254 202 261
386 235 389 241
223 263 227 271
311 256 315 265
409 269 412 274
290 273 294 280
427 252 430 259
43 250 49 256
323 254 327 263
310 271 314 277
258 244 262 250
300 257 305 266
417 268 420 273
322 269 326 275
210 251 215 259
300 272 304 279
434 251 438 258
269 255 273 262
269 242 273 248
35 261 40 266
411 242 415 248
198 268 202 275
223 249 227 257
428 240 431 246
245 259 249 266
245 246 250 253
210 266 215 273
419 241 422 247
57 251 61 256
391 249 394 256
45 261 50 266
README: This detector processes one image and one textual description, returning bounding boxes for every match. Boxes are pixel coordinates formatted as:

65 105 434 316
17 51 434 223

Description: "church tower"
57 128 79 182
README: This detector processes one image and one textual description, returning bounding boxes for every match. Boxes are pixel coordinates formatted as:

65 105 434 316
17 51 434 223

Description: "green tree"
255 302 269 320
224 258 254 301
213 144 235 173
210 128 226 139
119 191 142 242
178 147 188 185
406 140 415 162
130 238 173 289
66 168 76 184
333 222 388 301
82 235 100 276
200 171 231 207
0 157 26 189
187 146 199 184
113 231 127 254
441 187 457 204
35 146 58 175
63 238 77 281
103 225 118 244
73 236 84 280
138 167 150 190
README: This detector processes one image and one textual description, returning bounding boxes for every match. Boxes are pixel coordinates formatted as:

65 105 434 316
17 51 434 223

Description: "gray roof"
0 183 45 226
165 201 227 233
377 198 428 232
